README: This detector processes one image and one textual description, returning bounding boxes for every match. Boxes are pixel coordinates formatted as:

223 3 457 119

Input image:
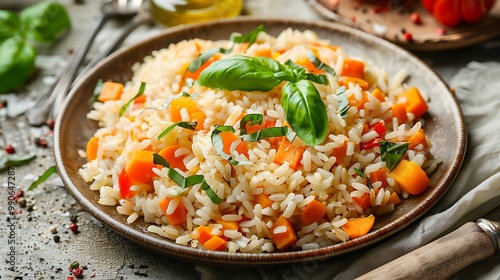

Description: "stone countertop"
1 0 499 279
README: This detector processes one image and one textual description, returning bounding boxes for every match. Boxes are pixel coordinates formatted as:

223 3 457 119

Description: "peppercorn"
45 119 55 130
34 138 48 148
72 267 83 278
53 235 61 243
5 144 15 154
69 261 79 269
69 223 78 233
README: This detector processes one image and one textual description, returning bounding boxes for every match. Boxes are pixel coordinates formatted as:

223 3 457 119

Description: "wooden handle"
356 222 495 280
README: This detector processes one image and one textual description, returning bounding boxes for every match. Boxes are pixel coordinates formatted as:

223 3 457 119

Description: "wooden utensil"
357 218 500 280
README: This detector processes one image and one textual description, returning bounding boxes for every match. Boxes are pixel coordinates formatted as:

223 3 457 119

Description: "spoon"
26 0 145 126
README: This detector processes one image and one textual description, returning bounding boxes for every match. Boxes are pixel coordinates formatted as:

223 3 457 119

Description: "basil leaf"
230 24 266 45
118 82 146 116
242 126 296 143
379 140 409 171
281 60 328 85
157 121 197 140
28 165 57 191
306 50 337 77
153 153 222 204
354 168 373 189
197 55 286 92
240 113 263 135
188 47 229 73
0 37 36 93
92 79 104 102
20 1 71 43
337 86 349 119
0 10 20 41
282 80 328 146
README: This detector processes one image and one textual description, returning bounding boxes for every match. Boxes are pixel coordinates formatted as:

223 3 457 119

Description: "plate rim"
53 16 467 266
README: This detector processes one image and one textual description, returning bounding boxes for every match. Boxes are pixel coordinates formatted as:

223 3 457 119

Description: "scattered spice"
69 223 78 233
404 31 413 41
53 235 61 243
410 12 422 25
69 261 80 269
5 144 16 154
46 119 55 130
72 267 83 278
17 197 27 208
13 190 24 202
50 226 58 234
34 137 49 148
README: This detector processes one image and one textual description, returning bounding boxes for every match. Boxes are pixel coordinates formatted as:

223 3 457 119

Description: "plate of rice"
54 17 466 266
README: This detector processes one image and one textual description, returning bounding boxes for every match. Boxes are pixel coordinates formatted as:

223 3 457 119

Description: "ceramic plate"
54 17 466 266
307 0 500 51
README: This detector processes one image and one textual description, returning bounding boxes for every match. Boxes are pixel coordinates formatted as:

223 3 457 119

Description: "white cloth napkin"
197 62 500 279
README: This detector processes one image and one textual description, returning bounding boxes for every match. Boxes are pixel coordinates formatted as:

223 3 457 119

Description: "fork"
26 0 147 127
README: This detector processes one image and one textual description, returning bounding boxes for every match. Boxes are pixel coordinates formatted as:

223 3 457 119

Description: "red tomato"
422 0 496 27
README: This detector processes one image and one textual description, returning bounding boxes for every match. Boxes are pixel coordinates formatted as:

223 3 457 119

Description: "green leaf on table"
20 1 71 42
28 165 58 191
0 37 36 93
0 153 37 172
0 10 21 41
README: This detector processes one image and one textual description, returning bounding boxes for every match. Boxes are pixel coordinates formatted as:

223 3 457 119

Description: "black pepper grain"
53 235 61 243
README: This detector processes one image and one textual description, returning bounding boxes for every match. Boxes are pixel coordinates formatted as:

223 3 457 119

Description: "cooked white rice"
79 27 436 252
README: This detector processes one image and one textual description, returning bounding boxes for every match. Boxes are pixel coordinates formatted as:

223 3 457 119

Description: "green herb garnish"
197 55 331 146
211 125 251 166
242 126 296 143
153 153 222 204
119 82 146 116
0 2 71 93
157 121 197 140
306 50 337 77
336 86 349 119
354 168 373 189
230 24 266 45
239 113 264 135
380 140 409 171
28 165 57 191
0 153 36 172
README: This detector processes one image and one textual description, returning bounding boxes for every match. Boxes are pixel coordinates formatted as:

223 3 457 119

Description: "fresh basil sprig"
354 168 373 189
0 2 71 93
336 86 349 119
28 165 58 191
153 153 222 204
0 153 36 172
379 140 409 171
197 54 336 146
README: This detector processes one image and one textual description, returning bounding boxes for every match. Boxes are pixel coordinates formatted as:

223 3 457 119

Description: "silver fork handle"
77 7 153 79
27 6 114 126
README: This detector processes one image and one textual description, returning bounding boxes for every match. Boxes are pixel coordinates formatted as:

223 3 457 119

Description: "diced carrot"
301 200 327 224
341 59 365 79
125 150 156 184
341 215 375 239
387 192 401 205
170 96 198 122
118 169 135 199
134 93 147 104
368 167 389 188
190 111 206 130
296 56 325 74
86 137 99 161
271 215 298 250
408 129 426 149
340 77 369 91
398 87 429 119
254 47 272 58
219 131 248 156
190 225 214 244
371 88 385 102
392 102 408 124
390 159 430 195
245 121 267 134
352 193 371 210
98 81 124 102
255 192 273 209
216 219 240 231
273 137 304 170
158 197 187 226
203 235 227 251
158 145 187 171
330 141 348 165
